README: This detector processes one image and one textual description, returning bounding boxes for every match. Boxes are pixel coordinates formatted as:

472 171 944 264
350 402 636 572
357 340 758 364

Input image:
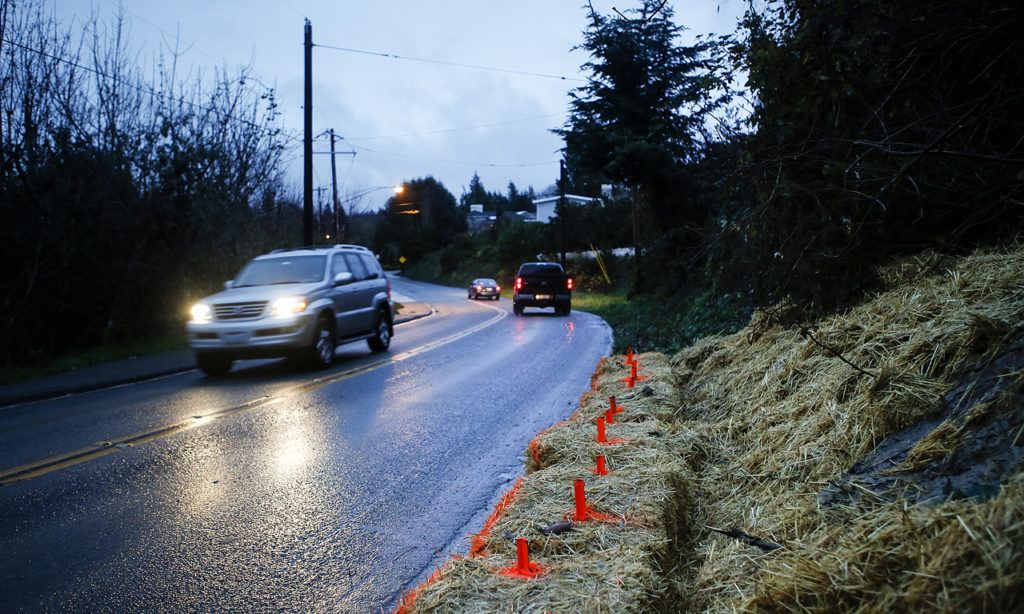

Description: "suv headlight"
190 303 212 323
271 296 308 318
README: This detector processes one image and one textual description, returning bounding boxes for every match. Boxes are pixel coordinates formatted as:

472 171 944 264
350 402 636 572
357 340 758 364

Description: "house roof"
532 194 600 206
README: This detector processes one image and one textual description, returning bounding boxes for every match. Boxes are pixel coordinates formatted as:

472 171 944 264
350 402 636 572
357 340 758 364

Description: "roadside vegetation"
1 0 300 371
0 333 186 386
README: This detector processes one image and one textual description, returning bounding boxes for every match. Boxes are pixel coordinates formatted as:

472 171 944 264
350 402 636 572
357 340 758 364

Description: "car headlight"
190 303 212 322
271 296 308 318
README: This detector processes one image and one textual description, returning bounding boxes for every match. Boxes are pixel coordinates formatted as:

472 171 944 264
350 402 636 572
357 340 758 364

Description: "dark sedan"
468 278 501 300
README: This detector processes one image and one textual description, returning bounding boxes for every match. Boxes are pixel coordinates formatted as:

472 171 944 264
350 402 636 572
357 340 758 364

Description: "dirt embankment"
398 246 1024 612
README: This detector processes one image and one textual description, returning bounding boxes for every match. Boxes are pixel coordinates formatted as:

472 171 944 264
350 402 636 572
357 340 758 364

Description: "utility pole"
328 128 340 240
314 186 329 240
302 19 314 246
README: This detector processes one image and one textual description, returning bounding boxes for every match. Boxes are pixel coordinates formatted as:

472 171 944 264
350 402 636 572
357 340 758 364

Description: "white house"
531 194 600 224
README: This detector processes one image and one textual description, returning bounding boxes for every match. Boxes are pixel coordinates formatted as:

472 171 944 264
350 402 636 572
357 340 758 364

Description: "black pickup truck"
512 262 573 316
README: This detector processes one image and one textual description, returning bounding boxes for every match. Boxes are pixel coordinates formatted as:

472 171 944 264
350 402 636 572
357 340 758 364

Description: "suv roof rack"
332 244 371 252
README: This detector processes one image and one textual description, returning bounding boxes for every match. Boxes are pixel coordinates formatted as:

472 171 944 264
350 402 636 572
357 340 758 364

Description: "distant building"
531 194 600 224
499 210 537 224
467 212 496 233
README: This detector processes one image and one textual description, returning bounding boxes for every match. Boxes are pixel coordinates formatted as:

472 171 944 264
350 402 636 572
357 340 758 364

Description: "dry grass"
673 245 1024 611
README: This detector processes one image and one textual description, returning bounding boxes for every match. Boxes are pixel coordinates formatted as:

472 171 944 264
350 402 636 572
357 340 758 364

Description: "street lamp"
338 184 404 208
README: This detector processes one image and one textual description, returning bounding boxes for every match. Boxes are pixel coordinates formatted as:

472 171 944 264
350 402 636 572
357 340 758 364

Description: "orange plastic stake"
609 395 619 413
630 362 638 381
605 407 615 424
499 538 545 579
594 454 609 476
596 416 607 443
573 479 588 521
627 374 635 389
515 538 530 571
626 346 634 365
568 477 620 524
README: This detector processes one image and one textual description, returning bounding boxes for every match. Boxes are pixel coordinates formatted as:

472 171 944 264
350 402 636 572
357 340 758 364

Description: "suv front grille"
214 301 267 321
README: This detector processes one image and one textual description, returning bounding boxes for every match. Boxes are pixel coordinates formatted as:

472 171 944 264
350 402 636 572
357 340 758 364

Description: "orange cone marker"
609 395 619 414
594 454 609 476
605 407 615 424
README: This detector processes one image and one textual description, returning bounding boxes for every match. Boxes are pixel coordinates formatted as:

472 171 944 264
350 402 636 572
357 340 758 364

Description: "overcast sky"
50 1 746 211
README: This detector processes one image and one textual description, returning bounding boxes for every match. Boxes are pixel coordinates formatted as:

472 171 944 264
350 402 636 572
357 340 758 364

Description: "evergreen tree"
558 0 723 229
461 172 489 208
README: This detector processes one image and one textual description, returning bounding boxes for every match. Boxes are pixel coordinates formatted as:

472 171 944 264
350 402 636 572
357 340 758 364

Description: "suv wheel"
196 354 233 377
367 307 392 352
307 316 335 369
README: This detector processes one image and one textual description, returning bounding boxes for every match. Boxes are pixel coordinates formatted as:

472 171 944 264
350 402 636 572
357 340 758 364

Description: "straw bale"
412 548 666 613
529 354 683 471
410 450 691 613
403 354 696 612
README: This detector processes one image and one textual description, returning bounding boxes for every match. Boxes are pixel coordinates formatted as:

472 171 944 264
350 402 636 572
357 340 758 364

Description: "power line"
314 42 585 83
346 112 563 141
5 37 300 144
100 0 305 110
276 0 308 19
344 141 557 168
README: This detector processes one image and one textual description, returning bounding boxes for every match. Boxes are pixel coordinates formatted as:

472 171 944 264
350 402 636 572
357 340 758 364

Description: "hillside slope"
399 246 1024 612
670 246 1024 610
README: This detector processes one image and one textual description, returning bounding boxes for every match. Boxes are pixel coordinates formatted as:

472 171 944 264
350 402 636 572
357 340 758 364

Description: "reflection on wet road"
0 277 610 612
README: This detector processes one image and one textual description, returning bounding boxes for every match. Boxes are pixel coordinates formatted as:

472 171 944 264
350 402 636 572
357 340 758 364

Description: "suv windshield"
234 255 327 286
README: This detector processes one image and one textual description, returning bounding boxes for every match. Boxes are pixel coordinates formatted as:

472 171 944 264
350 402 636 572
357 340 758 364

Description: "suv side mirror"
333 272 355 286
224 280 234 290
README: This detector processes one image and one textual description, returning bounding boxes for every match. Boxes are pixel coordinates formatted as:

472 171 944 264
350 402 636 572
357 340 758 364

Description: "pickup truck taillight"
567 278 574 290
515 277 523 290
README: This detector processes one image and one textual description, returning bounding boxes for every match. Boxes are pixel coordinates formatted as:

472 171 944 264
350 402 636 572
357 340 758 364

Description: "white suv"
186 244 393 376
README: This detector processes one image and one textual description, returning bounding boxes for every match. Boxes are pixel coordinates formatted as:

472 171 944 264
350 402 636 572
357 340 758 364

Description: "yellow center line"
0 303 506 487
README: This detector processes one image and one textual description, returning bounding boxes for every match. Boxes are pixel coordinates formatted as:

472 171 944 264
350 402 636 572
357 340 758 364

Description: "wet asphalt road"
0 277 611 613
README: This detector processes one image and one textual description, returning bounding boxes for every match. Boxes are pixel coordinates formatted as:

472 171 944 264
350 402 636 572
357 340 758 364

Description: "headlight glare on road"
272 296 307 318
190 303 211 322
